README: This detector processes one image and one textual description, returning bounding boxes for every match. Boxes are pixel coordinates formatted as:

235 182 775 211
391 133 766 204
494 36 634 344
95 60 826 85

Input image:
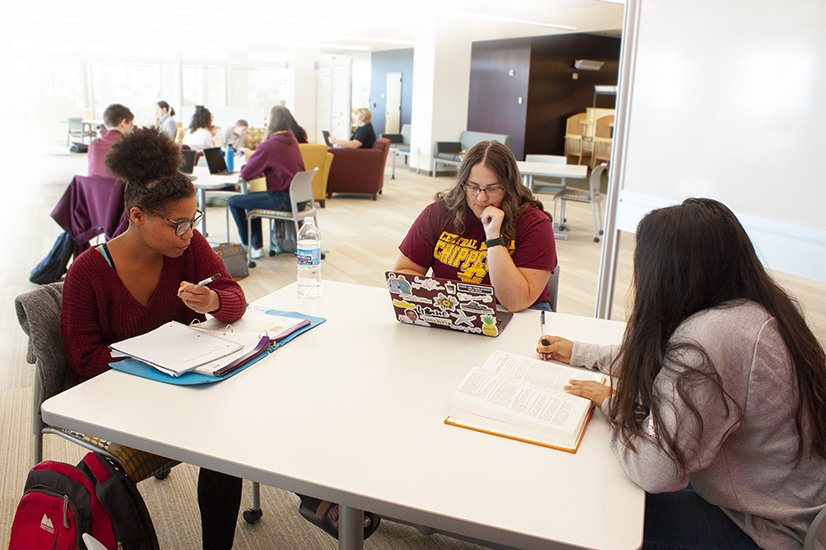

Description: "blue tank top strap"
97 243 116 271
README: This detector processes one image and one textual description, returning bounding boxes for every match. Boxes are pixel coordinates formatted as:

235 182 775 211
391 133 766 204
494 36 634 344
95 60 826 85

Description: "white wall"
614 0 826 282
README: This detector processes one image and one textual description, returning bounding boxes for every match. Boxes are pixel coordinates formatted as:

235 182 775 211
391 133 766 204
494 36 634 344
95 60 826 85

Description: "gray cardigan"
571 299 826 549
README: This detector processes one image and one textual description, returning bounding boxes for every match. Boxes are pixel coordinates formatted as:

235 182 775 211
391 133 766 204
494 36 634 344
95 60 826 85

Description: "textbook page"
447 350 604 451
110 321 243 376
198 308 310 343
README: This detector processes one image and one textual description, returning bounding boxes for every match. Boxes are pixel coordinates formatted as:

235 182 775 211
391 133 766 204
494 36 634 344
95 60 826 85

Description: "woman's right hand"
536 336 574 363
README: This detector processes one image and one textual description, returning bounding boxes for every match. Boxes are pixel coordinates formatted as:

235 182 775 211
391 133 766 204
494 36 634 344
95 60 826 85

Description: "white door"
385 72 401 134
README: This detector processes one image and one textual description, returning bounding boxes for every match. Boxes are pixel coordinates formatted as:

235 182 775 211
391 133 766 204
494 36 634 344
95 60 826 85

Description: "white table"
42 281 643 550
516 161 587 192
192 166 244 237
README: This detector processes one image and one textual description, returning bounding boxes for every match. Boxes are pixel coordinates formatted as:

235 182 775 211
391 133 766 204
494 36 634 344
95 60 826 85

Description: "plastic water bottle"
296 218 321 299
225 145 234 172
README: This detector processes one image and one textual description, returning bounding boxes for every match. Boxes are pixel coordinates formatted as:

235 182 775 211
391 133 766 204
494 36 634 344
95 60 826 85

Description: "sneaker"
250 247 263 259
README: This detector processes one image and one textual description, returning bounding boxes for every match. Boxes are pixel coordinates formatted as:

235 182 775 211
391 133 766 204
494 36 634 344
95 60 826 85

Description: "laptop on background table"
203 147 238 175
385 271 513 337
180 149 197 180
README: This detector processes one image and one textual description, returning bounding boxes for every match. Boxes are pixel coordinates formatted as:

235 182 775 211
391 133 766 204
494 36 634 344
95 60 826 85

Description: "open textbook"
445 350 606 453
110 309 311 378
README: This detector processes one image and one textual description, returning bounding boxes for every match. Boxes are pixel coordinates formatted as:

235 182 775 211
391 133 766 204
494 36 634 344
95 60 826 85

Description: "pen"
196 273 221 286
540 310 550 360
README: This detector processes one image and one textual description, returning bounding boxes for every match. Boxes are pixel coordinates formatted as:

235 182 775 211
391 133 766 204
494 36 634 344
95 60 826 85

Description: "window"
182 65 226 108
229 67 288 108
91 63 160 126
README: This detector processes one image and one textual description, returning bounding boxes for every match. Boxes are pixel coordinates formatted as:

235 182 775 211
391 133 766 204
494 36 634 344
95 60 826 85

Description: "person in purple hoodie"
228 106 305 258
88 104 134 179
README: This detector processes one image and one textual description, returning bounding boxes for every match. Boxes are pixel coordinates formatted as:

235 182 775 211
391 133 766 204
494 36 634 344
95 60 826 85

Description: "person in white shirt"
182 105 217 151
156 100 177 141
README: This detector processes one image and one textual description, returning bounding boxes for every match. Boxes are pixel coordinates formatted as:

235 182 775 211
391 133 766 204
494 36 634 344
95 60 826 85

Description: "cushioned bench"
432 131 512 176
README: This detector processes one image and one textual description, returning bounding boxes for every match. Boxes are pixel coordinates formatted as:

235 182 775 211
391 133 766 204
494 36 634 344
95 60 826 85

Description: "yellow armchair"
244 127 267 150
298 143 334 208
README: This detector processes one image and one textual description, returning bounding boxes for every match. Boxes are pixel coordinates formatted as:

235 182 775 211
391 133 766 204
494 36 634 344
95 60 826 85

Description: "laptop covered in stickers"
384 271 514 337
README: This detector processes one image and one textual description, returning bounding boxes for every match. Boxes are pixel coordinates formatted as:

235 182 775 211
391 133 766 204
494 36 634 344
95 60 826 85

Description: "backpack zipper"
62 495 70 528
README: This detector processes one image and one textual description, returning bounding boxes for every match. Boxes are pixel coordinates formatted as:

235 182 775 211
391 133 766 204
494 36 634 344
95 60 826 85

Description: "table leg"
197 187 208 236
338 504 364 550
391 151 397 179
522 174 534 190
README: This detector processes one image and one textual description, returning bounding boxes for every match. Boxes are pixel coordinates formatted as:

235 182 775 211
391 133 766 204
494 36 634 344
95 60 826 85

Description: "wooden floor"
1 150 823 548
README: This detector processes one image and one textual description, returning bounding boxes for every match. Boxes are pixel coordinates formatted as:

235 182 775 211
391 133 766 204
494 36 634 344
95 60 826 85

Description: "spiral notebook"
110 321 243 377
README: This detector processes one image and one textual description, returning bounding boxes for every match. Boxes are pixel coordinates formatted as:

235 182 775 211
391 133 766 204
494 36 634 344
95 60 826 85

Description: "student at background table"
329 107 376 149
228 105 304 259
223 119 248 151
538 198 826 550
182 105 218 151
156 100 177 141
61 128 247 550
88 103 134 179
394 140 556 312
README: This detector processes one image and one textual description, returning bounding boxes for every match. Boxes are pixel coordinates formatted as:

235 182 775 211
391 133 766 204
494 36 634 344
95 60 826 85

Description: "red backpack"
9 452 159 550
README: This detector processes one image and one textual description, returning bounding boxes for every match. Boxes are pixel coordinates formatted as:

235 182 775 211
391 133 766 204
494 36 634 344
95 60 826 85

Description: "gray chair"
553 163 607 242
548 264 560 313
67 117 96 146
16 283 116 464
246 169 319 267
15 283 172 478
805 505 826 550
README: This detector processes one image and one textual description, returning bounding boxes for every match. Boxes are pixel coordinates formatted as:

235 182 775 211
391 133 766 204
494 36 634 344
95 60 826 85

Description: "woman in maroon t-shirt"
395 140 557 311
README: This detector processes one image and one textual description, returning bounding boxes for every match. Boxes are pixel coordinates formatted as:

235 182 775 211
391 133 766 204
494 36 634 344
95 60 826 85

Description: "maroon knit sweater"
60 231 246 387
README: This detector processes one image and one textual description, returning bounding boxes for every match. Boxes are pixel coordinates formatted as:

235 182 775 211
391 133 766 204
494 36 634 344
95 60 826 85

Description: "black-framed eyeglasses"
145 208 203 237
462 183 506 196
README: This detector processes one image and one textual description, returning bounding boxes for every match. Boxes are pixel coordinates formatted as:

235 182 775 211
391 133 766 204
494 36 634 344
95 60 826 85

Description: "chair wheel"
594 237 600 243
248 260 256 268
243 508 263 524
154 468 170 480
599 229 604 235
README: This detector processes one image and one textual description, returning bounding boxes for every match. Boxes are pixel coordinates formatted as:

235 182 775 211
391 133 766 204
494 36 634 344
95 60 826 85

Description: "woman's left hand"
564 379 612 407
178 282 220 314
481 206 505 240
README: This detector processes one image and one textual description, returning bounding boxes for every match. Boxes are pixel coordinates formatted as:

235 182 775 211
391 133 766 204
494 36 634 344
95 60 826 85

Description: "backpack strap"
96 243 116 272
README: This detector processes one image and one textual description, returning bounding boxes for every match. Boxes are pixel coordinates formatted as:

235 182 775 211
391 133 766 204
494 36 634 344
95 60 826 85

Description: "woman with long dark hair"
395 140 556 311
538 198 826 549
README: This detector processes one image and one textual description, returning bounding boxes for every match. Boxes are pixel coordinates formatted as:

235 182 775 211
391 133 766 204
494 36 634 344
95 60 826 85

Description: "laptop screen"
203 147 228 174
180 149 197 174
322 130 332 147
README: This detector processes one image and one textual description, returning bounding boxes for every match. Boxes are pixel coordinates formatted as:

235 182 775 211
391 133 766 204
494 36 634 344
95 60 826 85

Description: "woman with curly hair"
182 105 218 151
538 198 826 549
60 127 246 549
394 140 557 311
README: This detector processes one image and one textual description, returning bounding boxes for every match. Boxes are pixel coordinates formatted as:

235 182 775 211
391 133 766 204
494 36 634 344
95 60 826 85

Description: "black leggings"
198 469 243 550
